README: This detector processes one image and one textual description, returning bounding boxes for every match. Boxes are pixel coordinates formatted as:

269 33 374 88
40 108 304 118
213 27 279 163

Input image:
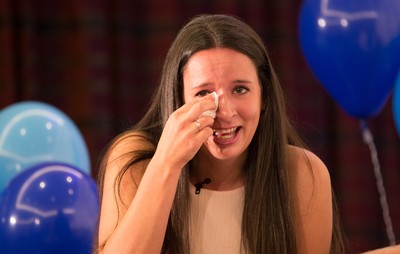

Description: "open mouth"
212 127 240 141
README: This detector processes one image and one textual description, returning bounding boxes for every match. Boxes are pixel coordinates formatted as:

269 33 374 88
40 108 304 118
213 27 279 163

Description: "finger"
187 99 217 121
179 94 217 118
192 116 214 133
194 126 214 142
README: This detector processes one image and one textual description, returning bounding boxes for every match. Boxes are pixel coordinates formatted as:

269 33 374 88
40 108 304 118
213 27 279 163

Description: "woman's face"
183 48 263 161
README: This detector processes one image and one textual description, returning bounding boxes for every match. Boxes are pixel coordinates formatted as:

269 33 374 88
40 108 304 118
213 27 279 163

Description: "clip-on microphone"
195 178 211 194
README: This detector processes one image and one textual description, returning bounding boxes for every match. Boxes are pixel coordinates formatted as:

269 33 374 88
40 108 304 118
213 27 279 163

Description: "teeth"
218 133 235 140
212 127 237 137
213 127 237 133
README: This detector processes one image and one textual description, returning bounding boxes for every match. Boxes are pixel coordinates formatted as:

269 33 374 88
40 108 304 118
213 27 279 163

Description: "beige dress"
189 184 245 254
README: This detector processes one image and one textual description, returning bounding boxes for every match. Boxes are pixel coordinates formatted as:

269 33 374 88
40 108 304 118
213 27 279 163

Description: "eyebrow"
232 79 252 84
191 82 213 89
191 79 253 89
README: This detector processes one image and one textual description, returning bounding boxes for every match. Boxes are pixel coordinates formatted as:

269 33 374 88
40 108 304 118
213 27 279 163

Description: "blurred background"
1 0 400 253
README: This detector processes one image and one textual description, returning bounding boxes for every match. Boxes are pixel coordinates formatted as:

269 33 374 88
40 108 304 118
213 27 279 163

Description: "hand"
153 93 217 172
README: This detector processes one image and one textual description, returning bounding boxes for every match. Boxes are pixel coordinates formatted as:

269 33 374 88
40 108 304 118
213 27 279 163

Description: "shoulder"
286 145 332 217
102 130 154 199
107 130 155 163
286 144 332 209
287 145 333 253
105 131 154 171
287 145 331 192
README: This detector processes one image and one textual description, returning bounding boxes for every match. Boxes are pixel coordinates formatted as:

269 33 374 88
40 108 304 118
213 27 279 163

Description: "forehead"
186 48 254 67
183 48 257 80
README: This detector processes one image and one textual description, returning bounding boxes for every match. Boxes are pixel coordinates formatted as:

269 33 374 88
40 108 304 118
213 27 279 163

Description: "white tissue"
201 92 219 118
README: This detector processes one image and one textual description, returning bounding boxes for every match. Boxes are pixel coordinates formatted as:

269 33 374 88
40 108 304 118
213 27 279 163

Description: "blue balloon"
0 163 99 254
0 101 91 191
299 0 400 118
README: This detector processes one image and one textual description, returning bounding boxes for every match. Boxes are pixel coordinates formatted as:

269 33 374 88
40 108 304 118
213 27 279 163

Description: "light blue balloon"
0 101 90 191
393 72 400 136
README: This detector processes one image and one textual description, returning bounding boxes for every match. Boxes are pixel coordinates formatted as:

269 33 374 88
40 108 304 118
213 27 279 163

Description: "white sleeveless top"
189 184 246 254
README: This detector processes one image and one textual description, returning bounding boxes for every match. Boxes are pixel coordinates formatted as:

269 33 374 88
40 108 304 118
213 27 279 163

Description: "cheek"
182 80 191 104
182 91 192 104
239 101 261 121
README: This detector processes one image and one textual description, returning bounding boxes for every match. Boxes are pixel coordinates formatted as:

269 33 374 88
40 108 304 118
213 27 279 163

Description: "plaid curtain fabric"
1 0 400 253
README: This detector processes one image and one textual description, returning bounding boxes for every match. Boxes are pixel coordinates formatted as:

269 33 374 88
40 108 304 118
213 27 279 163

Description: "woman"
96 14 345 253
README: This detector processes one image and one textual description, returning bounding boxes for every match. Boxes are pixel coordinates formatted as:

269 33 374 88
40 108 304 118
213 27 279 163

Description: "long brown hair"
96 14 345 253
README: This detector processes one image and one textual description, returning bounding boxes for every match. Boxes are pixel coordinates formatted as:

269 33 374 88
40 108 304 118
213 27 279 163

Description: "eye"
233 86 249 94
195 90 211 97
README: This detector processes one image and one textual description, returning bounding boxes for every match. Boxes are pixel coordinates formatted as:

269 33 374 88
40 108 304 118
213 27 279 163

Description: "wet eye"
195 90 211 97
233 86 249 94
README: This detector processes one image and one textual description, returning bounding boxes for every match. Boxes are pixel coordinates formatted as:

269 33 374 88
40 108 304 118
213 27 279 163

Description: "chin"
202 142 245 161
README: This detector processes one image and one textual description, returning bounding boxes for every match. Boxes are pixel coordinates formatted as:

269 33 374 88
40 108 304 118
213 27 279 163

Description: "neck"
190 151 246 191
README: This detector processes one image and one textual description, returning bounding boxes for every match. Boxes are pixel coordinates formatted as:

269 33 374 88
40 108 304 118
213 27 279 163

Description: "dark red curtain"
1 0 400 253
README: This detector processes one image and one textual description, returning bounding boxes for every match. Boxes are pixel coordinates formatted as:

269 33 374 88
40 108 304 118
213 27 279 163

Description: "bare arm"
97 94 216 254
363 245 400 254
289 146 333 254
98 136 181 254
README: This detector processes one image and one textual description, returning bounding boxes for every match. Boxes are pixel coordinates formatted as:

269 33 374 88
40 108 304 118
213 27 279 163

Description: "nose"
216 93 236 119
